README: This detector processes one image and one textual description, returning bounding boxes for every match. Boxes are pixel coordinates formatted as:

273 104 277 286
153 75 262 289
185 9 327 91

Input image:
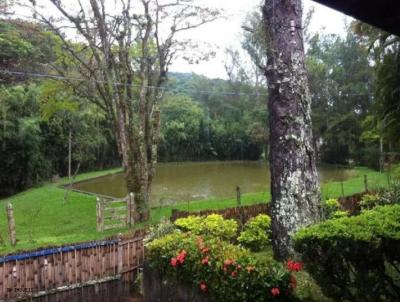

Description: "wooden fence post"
364 174 368 192
236 186 245 228
117 236 123 274
126 192 134 228
96 198 104 232
340 181 345 198
7 202 16 246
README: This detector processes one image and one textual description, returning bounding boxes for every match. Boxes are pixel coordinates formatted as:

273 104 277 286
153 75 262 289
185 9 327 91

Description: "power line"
0 69 268 97
0 69 373 98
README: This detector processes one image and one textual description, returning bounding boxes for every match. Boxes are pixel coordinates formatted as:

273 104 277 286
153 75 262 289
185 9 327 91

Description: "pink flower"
271 287 280 296
199 282 207 292
201 256 209 265
231 271 237 278
170 257 177 267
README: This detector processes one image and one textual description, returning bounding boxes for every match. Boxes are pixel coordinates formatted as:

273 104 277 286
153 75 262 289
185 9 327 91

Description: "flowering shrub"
174 214 238 240
147 232 297 301
238 214 271 251
294 204 400 301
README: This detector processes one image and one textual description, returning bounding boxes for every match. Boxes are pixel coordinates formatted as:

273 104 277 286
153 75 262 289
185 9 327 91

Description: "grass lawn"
0 166 390 255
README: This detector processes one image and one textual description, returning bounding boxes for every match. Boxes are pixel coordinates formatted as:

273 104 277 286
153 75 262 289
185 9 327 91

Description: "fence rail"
0 232 144 301
96 193 137 232
170 203 271 222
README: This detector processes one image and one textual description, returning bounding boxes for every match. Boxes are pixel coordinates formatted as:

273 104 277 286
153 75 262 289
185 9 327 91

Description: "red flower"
247 266 255 273
231 271 237 278
201 256 209 265
201 247 210 254
199 282 207 292
287 259 303 272
170 257 178 267
271 287 280 296
224 259 234 266
177 250 187 264
290 276 297 289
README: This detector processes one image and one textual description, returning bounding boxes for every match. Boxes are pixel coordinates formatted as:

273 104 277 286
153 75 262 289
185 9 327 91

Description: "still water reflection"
73 161 356 205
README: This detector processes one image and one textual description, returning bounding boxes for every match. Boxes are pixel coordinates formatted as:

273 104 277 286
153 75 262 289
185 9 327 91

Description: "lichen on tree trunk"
262 0 321 259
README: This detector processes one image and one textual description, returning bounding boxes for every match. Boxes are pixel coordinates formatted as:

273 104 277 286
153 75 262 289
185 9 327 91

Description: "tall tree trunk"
262 0 321 260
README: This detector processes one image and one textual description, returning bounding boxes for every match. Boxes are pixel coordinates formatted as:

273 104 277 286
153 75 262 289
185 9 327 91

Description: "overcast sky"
170 0 351 79
13 0 351 80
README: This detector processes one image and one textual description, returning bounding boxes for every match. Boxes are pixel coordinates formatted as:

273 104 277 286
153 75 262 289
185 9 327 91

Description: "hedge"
294 204 400 301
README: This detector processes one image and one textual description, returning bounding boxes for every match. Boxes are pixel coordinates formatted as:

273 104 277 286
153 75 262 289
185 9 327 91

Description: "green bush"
238 214 271 251
359 193 380 210
330 210 348 219
322 198 342 219
144 217 178 244
146 232 296 301
174 214 238 240
294 204 400 301
377 182 400 206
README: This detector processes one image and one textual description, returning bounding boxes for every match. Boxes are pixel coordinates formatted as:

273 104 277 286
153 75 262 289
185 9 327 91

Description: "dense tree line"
306 30 375 166
158 73 268 161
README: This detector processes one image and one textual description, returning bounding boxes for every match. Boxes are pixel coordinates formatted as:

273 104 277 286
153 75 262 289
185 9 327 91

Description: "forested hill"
158 72 268 162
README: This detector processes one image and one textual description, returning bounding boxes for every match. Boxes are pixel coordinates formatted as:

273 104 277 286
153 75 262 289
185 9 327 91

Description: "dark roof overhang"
311 0 400 36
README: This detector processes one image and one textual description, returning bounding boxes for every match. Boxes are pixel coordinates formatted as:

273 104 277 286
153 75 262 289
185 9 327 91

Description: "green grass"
0 166 390 255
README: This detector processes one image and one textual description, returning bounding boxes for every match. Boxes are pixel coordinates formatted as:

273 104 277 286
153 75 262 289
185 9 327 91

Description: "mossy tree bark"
262 0 321 259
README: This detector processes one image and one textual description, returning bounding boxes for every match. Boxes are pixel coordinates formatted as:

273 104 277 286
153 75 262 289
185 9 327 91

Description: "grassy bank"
0 166 390 255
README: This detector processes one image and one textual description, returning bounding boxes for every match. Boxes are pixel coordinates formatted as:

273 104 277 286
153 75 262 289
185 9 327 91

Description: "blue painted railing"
0 239 119 264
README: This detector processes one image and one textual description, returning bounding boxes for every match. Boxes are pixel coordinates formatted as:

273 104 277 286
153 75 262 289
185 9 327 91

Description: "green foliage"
161 73 268 161
322 198 341 219
238 214 271 251
0 82 118 197
144 217 178 244
360 193 380 210
159 94 207 161
174 214 238 240
147 232 295 301
375 183 400 207
306 29 375 166
353 21 400 155
0 20 56 83
294 205 400 301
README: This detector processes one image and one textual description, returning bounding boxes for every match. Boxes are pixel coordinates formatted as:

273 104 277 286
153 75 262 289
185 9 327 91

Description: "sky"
11 0 351 80
169 0 351 79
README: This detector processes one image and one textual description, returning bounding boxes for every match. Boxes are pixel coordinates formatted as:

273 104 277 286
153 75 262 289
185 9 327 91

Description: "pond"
72 161 356 205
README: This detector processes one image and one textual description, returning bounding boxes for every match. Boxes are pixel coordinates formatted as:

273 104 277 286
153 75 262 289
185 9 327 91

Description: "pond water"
72 161 356 205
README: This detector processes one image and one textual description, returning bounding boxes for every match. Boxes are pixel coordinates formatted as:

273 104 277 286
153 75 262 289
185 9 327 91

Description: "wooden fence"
170 190 375 223
97 193 136 232
0 232 144 301
170 203 271 223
